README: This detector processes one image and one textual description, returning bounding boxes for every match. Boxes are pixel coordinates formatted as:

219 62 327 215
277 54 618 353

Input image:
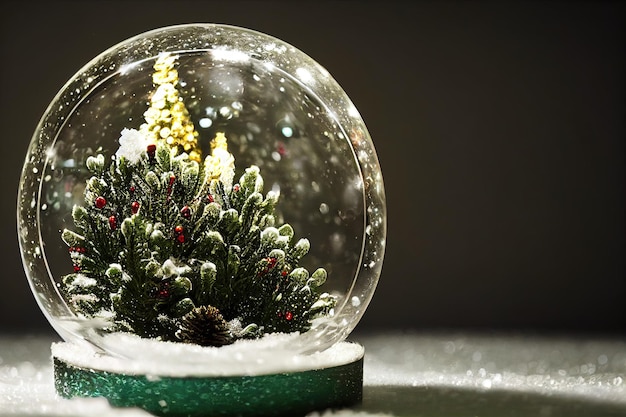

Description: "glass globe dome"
17 23 386 359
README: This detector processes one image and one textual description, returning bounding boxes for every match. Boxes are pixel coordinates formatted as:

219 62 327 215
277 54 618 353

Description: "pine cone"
176 305 232 347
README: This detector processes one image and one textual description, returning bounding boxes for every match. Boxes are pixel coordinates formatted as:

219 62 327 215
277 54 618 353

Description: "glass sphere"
17 24 386 358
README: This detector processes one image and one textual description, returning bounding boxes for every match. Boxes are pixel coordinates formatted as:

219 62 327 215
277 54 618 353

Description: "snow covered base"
52 335 364 417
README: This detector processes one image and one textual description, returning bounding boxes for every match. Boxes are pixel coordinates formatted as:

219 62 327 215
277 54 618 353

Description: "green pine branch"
61 141 336 346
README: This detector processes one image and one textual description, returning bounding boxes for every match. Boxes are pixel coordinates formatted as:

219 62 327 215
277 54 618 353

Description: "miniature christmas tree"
60 53 336 347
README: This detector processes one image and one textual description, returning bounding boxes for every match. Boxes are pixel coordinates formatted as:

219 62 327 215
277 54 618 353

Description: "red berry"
95 196 106 209
266 257 277 269
147 144 157 163
174 225 184 234
285 311 293 321
129 186 136 193
166 175 176 201
233 184 240 192
131 201 140 214
207 194 214 203
181 205 191 219
157 282 170 299
176 234 185 244
109 215 117 230
73 264 81 272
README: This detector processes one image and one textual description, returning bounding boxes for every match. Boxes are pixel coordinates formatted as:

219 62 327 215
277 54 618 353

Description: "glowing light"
347 103 360 118
119 61 139 75
281 126 294 138
199 118 213 128
211 48 250 63
296 67 314 84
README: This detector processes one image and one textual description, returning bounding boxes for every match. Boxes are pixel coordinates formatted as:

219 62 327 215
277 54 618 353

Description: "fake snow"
361 332 626 405
3 332 626 416
66 274 97 290
115 128 152 164
0 336 152 416
51 332 364 377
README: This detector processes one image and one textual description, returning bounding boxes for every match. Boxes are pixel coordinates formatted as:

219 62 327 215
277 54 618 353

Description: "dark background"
1 1 624 337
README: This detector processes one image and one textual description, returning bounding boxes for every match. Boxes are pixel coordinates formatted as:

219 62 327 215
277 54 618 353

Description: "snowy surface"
2 331 626 416
362 332 626 402
51 333 364 377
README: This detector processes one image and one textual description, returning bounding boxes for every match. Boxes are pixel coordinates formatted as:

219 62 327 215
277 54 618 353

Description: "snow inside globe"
17 24 385 393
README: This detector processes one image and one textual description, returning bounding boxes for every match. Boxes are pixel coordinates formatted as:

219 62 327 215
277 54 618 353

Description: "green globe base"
53 341 364 417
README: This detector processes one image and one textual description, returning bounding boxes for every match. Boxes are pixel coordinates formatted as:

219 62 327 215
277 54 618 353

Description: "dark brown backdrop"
1 0 624 336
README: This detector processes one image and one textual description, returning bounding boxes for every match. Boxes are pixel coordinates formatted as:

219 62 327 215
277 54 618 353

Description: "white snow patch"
115 128 152 164
69 294 98 304
68 274 97 290
52 333 364 377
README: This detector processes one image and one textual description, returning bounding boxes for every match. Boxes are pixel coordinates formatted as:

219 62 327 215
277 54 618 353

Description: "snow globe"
17 24 386 416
